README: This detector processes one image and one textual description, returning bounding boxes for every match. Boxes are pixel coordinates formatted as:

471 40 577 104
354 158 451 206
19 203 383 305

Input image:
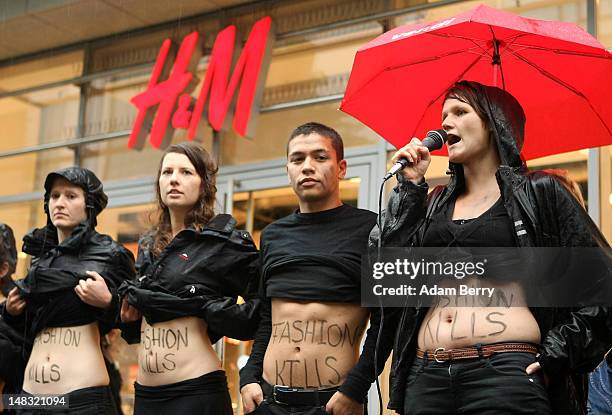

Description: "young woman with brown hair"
119 142 260 415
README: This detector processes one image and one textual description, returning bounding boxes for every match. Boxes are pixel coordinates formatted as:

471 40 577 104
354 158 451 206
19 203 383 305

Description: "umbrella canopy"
340 4 612 160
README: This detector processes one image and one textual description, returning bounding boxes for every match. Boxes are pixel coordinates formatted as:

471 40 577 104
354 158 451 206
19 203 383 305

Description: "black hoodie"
374 81 612 415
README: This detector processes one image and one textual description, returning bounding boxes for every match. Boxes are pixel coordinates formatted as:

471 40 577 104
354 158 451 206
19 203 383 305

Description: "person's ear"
338 159 347 180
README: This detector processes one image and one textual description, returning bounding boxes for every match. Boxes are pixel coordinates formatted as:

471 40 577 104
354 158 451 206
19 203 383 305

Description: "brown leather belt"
416 342 538 363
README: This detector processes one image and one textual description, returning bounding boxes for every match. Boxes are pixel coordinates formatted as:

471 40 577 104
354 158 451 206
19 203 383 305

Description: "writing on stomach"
24 322 108 394
417 280 541 350
137 316 220 386
263 299 369 388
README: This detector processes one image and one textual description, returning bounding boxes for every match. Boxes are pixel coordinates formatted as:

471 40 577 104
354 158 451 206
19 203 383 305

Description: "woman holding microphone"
375 80 611 415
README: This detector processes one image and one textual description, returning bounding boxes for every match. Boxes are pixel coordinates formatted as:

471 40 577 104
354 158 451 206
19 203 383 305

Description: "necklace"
454 190 500 220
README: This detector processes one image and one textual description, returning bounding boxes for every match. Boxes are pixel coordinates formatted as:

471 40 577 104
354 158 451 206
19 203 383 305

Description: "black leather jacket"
0 303 25 396
373 82 612 414
2 223 135 346
119 214 260 344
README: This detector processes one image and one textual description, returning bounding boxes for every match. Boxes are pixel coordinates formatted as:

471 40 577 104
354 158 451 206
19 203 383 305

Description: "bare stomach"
263 299 369 388
137 316 220 386
417 280 540 350
23 323 108 394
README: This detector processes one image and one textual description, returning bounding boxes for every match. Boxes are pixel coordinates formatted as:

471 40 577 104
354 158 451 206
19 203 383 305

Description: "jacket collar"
22 222 93 257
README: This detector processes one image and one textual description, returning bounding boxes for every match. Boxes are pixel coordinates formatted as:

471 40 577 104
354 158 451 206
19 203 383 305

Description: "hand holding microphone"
384 129 447 183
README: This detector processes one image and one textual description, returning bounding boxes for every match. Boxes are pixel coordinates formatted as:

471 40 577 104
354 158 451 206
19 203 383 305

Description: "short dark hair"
444 82 491 131
287 122 344 161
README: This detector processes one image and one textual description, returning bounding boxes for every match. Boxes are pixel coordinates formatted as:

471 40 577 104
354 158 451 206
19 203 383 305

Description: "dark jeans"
247 380 363 415
247 402 328 415
403 352 551 415
17 385 117 414
133 370 232 415
587 359 612 414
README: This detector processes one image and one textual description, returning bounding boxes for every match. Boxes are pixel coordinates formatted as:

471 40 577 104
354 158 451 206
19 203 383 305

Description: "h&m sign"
128 16 274 150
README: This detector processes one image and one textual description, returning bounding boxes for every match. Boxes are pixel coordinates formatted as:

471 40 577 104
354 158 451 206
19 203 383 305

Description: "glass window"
0 86 80 196
0 51 83 92
0 148 74 196
394 0 587 28
0 84 80 152
600 0 612 47
0 52 83 196
220 101 380 166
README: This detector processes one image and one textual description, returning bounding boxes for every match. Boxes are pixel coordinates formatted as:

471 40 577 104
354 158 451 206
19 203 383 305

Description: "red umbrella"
340 4 612 160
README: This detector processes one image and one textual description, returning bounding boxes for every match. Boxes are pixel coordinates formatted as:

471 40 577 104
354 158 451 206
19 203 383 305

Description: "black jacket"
373 82 612 414
119 214 260 344
2 224 135 349
0 303 25 397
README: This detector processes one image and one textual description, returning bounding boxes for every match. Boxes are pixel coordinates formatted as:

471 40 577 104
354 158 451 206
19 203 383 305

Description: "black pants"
247 381 366 415
133 370 232 415
16 385 117 414
403 352 551 415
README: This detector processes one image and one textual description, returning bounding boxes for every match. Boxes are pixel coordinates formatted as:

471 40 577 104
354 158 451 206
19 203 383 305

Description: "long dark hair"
149 142 218 256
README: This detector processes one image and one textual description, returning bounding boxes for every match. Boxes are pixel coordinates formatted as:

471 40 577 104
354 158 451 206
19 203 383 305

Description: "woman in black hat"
2 167 134 414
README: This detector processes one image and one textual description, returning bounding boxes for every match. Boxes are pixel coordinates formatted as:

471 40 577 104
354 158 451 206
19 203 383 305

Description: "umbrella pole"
491 37 506 90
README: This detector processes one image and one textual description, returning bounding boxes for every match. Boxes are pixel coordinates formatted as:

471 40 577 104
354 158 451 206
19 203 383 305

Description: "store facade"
1 0 610 413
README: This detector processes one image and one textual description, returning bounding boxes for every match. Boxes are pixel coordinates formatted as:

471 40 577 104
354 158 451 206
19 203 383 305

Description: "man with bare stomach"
240 123 394 415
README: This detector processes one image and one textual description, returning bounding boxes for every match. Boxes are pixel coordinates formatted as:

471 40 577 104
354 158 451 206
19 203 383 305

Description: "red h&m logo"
128 16 274 150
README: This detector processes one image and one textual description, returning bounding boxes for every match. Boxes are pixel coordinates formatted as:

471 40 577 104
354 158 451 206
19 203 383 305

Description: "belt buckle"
433 347 446 363
272 385 293 406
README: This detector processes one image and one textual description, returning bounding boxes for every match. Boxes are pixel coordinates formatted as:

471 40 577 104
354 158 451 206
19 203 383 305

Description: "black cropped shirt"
262 204 376 303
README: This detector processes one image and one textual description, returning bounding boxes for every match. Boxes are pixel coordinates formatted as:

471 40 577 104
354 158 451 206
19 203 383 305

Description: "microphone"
383 129 447 181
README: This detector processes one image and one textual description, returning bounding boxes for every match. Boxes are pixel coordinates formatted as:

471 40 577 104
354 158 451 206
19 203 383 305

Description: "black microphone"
383 129 447 181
